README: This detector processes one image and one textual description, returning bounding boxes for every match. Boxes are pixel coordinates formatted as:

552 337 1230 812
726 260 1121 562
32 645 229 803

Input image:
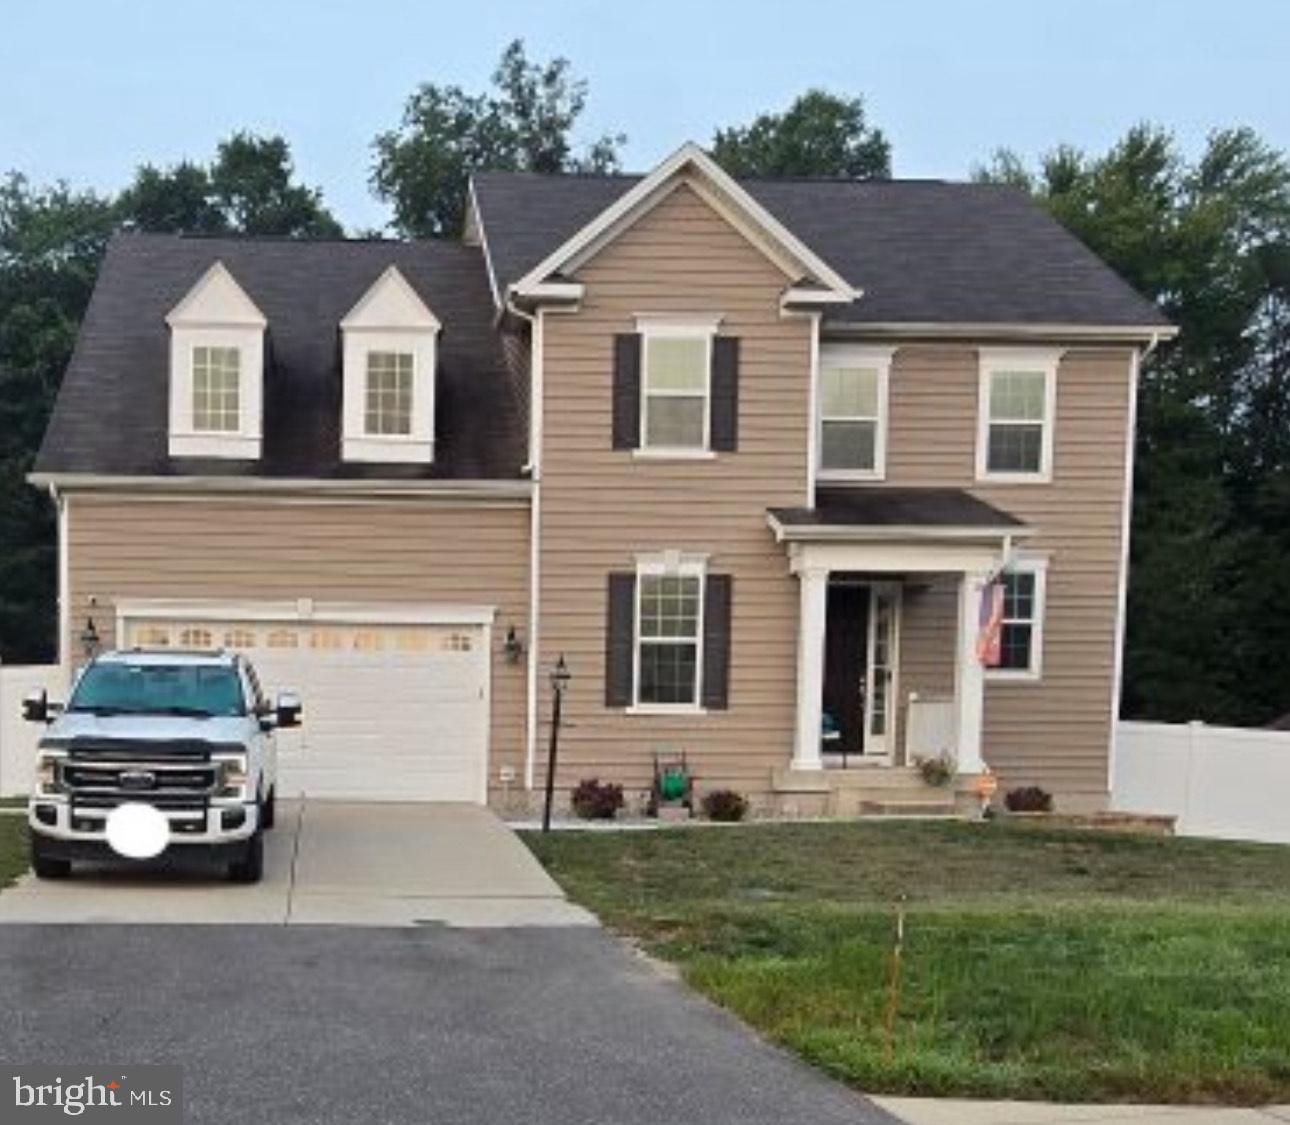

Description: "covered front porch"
767 488 1028 811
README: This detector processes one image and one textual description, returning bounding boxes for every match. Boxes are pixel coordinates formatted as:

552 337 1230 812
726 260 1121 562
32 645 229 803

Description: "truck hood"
43 712 251 747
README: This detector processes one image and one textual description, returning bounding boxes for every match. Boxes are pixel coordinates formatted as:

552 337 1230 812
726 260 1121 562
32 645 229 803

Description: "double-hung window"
192 345 241 433
364 350 414 436
817 345 893 478
990 559 1047 680
635 560 705 707
640 322 714 453
977 349 1060 482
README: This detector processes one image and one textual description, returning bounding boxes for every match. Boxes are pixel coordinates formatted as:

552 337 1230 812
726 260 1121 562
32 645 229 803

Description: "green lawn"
0 815 27 887
524 821 1290 1104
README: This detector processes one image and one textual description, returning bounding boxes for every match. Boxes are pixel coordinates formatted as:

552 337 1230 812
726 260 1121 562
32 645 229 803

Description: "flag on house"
976 580 1004 667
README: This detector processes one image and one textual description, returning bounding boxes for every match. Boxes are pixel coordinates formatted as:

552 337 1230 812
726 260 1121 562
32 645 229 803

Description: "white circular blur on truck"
105 802 170 859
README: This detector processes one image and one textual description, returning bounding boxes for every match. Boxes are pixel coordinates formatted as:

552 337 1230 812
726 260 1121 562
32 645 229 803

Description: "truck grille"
59 737 238 809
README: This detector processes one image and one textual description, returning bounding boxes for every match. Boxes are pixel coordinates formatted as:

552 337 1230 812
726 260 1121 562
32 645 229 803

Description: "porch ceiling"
767 487 1028 544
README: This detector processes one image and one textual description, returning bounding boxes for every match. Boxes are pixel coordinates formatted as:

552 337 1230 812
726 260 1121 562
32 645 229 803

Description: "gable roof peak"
165 260 267 328
340 264 442 331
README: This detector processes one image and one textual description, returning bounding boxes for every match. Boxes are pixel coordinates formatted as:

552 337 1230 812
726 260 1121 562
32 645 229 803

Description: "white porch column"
791 564 829 771
954 569 990 775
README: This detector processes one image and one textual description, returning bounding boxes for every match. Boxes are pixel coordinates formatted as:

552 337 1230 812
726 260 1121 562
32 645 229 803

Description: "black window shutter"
710 336 739 452
605 573 637 706
702 574 733 710
612 334 642 450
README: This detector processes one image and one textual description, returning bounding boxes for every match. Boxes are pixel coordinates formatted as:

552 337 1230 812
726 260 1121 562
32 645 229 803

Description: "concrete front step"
858 798 958 817
773 766 939 793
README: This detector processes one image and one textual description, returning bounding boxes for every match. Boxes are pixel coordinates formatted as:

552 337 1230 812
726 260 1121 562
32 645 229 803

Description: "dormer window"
341 266 440 464
166 262 266 459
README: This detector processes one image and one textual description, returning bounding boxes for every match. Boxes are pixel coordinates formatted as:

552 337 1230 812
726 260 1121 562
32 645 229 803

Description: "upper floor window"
340 266 440 464
817 345 894 479
365 351 414 436
166 261 266 460
977 349 1061 483
989 557 1048 680
641 323 712 452
192 346 241 433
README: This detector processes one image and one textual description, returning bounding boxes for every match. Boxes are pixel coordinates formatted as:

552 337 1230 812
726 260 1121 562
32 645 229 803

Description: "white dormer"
166 262 267 459
340 266 440 463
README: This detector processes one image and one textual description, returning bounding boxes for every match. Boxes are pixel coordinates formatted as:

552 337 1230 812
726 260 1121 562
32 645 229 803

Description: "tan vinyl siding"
65 495 530 782
884 345 1133 802
539 183 811 794
897 576 958 736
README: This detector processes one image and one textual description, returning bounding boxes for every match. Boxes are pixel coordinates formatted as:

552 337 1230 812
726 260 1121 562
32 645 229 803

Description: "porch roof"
767 487 1028 543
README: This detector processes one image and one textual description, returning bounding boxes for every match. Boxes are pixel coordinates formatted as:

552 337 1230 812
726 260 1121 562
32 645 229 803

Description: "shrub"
1005 785 1054 813
701 789 749 822
915 753 955 788
570 778 625 820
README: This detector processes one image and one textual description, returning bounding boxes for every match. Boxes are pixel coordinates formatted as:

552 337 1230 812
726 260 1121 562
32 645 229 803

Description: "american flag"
976 580 1004 667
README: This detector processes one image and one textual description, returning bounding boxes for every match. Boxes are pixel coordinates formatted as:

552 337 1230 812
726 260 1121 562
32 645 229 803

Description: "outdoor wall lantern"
503 624 524 665
79 616 100 660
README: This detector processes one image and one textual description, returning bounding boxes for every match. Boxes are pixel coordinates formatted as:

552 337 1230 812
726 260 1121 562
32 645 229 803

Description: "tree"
117 132 341 237
0 134 343 662
371 39 624 237
977 127 1290 723
712 90 891 180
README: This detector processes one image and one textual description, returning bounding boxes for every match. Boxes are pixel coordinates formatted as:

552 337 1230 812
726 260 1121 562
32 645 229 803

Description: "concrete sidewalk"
876 1098 1290 1123
0 800 595 927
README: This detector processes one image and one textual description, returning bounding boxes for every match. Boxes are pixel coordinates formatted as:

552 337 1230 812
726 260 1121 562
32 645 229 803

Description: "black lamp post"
542 654 571 834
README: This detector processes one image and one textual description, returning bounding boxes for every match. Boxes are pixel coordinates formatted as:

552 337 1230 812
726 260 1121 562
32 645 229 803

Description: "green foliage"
371 39 624 237
979 126 1290 724
711 90 890 180
526 821 1290 1103
0 136 340 662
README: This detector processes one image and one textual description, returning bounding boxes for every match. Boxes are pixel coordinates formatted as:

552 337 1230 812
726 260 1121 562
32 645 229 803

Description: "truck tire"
261 787 276 831
30 833 72 880
227 830 264 884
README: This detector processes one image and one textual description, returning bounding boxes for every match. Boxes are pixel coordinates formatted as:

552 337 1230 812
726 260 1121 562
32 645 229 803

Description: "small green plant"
915 753 955 788
701 789 748 822
570 778 625 820
1005 785 1054 813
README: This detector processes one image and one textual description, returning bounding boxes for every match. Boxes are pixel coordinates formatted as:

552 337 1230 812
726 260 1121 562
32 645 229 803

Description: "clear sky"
2 0 1287 232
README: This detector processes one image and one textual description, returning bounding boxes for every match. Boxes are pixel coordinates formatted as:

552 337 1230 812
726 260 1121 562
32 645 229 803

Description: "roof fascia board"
28 472 531 501
510 142 858 302
466 177 502 310
766 511 1031 544
823 321 1179 343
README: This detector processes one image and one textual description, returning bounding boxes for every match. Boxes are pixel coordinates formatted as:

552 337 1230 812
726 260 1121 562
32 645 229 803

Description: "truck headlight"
34 752 64 795
218 756 249 797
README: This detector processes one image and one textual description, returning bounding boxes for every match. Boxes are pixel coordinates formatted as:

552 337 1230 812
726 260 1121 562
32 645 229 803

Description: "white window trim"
630 552 708 714
975 347 1062 484
169 331 264 459
816 344 895 482
635 316 719 458
986 555 1048 683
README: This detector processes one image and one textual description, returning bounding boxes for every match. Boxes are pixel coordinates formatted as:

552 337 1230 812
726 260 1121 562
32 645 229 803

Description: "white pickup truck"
22 649 300 884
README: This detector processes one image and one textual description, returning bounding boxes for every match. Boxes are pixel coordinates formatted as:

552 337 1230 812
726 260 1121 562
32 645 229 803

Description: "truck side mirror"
275 692 302 729
21 689 49 724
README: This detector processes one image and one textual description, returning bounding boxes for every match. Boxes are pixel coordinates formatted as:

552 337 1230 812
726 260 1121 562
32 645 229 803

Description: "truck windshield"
68 664 246 718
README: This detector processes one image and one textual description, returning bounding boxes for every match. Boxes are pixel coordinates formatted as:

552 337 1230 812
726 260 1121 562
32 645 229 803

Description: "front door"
863 583 901 759
823 582 869 758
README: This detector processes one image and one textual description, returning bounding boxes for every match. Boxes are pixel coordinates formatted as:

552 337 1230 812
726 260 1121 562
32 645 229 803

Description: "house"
30 143 1175 813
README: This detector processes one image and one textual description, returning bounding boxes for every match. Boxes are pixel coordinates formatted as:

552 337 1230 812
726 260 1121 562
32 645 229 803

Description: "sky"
2 0 1288 232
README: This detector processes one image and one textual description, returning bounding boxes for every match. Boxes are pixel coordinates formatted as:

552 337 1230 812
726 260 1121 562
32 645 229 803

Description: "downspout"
507 293 544 792
49 483 68 688
1108 329 1160 800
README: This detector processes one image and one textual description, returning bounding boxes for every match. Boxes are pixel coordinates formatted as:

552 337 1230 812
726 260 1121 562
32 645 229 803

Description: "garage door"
122 615 490 802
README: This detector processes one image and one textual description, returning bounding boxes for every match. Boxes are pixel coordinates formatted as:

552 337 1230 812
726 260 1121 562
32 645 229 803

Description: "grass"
524 821 1290 1103
0 815 27 888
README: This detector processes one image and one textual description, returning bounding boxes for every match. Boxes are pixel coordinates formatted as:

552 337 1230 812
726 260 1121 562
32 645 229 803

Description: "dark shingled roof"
770 487 1027 531
34 234 523 479
472 172 1169 329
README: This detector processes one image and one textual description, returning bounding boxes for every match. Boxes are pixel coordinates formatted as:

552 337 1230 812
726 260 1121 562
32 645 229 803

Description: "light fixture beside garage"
503 624 524 665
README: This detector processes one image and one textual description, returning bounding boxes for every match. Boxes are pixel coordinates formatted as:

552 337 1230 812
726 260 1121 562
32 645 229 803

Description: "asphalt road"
0 924 898 1125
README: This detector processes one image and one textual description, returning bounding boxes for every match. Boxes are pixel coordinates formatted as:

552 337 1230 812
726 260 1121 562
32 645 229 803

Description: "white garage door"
122 614 490 802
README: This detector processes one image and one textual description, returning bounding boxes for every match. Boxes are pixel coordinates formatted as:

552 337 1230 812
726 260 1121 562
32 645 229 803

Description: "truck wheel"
261 787 276 831
227 830 264 884
30 833 71 880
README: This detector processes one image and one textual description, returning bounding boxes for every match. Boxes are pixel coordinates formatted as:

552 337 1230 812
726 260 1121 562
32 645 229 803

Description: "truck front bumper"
29 798 260 847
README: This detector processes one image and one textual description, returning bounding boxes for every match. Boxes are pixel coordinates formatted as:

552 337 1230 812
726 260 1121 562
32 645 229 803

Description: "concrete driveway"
0 801 594 927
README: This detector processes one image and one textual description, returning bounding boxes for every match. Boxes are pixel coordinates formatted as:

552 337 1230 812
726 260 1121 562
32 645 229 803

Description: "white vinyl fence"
1113 720 1290 844
0 665 62 798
